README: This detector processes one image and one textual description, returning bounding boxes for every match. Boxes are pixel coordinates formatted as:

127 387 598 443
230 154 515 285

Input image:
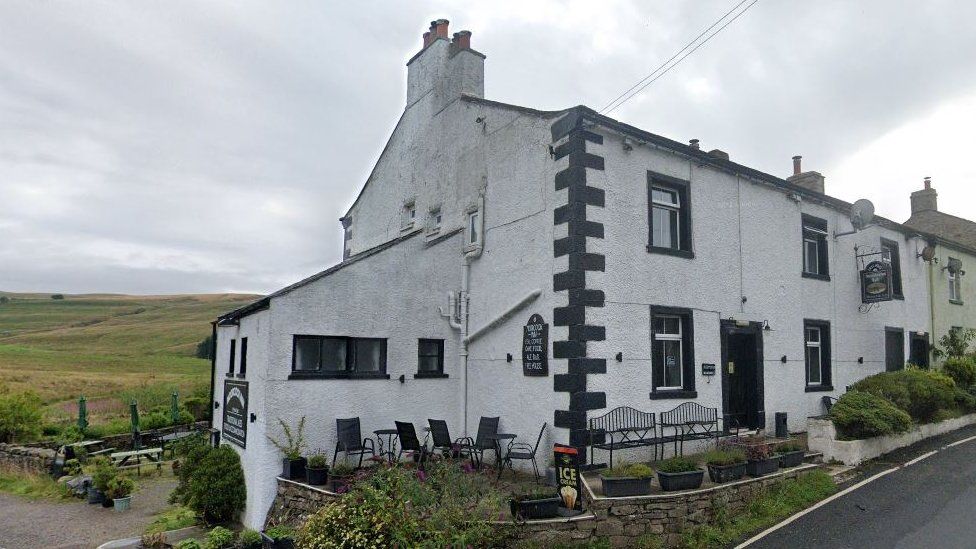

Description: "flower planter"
746 456 781 477
101 497 114 508
113 496 132 512
510 497 561 520
600 475 653 497
657 470 704 492
779 450 805 468
86 486 104 505
305 466 328 486
281 457 307 481
706 462 747 483
328 475 352 493
260 532 295 549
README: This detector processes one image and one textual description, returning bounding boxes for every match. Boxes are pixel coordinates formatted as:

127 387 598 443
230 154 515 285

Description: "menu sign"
522 313 549 376
860 261 893 303
222 380 249 448
554 444 582 511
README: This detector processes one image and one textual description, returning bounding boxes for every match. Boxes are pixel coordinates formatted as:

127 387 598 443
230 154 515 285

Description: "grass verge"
0 466 72 500
145 505 199 534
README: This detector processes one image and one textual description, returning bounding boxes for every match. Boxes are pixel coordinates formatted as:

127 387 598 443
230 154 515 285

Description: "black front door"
885 328 905 372
721 321 765 430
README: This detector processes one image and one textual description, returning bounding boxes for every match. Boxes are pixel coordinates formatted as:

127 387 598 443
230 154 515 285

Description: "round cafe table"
485 433 517 479
374 429 399 464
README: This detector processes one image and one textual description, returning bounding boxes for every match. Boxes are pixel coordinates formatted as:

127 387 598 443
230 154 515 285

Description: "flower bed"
808 413 976 465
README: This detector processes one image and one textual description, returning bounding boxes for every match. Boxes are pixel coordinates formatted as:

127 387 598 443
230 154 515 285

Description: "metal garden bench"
588 406 661 468
660 402 720 456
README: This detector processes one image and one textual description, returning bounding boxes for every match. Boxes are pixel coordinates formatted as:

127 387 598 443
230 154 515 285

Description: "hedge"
850 369 956 422
829 391 913 440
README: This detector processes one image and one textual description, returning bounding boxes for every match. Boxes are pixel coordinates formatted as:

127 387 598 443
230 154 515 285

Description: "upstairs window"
804 319 832 391
228 339 236 376
401 202 416 230
291 335 388 379
880 238 903 298
948 262 962 302
649 306 696 399
428 208 442 235
647 172 692 258
239 337 248 377
801 214 829 280
416 338 446 378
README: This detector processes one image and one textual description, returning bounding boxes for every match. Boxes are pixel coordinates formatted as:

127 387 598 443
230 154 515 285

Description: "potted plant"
87 456 115 506
107 475 135 512
237 529 263 549
703 448 748 483
777 442 805 468
267 417 307 480
656 456 704 491
305 453 329 486
328 462 355 493
261 525 296 549
743 441 780 477
599 463 654 497
509 489 561 520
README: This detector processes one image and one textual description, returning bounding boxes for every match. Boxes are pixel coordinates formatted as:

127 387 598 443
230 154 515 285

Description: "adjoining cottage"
209 19 972 529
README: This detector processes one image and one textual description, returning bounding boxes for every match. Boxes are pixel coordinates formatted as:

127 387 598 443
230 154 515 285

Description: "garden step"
803 451 823 464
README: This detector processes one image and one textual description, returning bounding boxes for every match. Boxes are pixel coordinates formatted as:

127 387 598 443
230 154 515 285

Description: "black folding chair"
395 421 428 465
458 416 499 468
428 419 460 457
504 422 547 482
333 417 376 468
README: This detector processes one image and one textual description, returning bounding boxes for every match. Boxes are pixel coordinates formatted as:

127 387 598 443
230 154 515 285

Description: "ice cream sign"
554 444 582 511
222 380 249 448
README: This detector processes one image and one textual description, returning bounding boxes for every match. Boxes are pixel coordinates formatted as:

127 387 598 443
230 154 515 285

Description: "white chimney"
406 19 485 109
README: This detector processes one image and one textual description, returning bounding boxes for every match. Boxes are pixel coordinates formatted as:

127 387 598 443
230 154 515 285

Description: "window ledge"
804 385 834 393
288 372 391 380
225 372 235 378
892 294 904 301
950 299 965 306
235 373 246 379
646 246 695 259
649 390 698 400
414 372 449 379
802 272 831 282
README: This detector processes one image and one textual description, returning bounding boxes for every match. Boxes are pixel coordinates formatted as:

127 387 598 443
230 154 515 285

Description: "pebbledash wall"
212 20 935 529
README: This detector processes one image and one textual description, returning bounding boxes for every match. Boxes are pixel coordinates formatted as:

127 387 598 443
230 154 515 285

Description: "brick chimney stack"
787 154 825 194
406 19 485 109
910 176 938 214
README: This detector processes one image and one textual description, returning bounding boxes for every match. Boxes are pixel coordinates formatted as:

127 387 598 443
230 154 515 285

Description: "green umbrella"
171 391 179 424
130 400 141 449
77 396 88 433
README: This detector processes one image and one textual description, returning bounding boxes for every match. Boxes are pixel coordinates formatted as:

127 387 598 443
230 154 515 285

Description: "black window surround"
649 305 697 399
227 339 236 377
289 335 390 379
415 338 448 379
908 331 930 369
804 319 833 392
646 172 694 259
801 214 830 281
880 237 904 299
238 337 248 379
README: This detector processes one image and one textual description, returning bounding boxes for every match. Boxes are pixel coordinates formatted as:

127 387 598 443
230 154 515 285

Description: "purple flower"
416 470 427 482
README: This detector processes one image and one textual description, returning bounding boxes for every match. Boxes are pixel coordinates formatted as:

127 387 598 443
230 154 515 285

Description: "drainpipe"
208 321 217 434
458 183 487 436
928 255 937 366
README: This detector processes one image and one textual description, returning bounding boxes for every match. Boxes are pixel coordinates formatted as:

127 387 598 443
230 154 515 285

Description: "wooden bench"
588 406 663 468
660 402 720 456
111 447 163 473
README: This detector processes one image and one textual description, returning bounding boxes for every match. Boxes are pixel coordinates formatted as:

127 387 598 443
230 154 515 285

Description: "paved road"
750 424 976 549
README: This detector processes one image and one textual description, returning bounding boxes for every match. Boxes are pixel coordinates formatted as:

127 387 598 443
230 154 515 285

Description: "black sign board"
554 444 582 511
860 260 893 303
522 313 549 376
701 363 716 376
222 379 249 448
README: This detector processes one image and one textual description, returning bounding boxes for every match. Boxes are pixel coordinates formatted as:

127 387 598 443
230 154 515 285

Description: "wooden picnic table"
111 447 163 473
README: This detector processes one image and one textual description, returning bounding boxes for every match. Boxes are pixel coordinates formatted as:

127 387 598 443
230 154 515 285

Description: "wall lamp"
780 356 787 364
762 320 772 331
506 353 513 363
615 352 623 362
250 413 257 423
213 401 220 410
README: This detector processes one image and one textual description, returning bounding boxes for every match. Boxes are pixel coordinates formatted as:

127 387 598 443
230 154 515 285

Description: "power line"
599 0 761 115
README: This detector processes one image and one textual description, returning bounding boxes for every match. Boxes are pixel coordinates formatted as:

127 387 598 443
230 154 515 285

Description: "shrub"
777 442 804 453
851 369 956 422
195 335 214 360
0 388 44 443
702 448 746 466
171 445 246 524
205 526 234 548
175 540 202 549
602 463 654 478
267 417 307 460
0 296 8 304
237 529 262 549
107 476 135 499
933 327 976 360
63 459 82 476
142 411 172 431
183 397 210 421
954 387 976 413
265 525 295 541
656 456 700 474
943 356 976 388
51 294 64 300
307 454 328 469
829 391 913 440
87 457 117 492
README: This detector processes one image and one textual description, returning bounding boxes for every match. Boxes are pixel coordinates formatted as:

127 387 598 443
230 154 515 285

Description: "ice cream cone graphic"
560 485 578 509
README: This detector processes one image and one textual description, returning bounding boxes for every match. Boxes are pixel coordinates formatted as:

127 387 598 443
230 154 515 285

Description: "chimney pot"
689 139 700 150
433 19 449 39
924 176 931 190
792 155 802 176
452 30 472 49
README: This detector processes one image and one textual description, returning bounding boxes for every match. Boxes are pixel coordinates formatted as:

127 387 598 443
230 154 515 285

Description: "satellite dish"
947 257 963 274
920 245 937 262
850 199 875 230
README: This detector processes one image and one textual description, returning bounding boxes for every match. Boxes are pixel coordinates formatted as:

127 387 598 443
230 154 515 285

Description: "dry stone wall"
0 443 56 474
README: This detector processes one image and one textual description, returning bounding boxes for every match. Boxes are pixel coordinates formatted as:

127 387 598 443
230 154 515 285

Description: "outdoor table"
159 430 197 458
485 433 516 478
374 429 399 464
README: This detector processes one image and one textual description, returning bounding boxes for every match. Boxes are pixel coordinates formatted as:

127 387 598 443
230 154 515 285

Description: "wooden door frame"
720 320 766 430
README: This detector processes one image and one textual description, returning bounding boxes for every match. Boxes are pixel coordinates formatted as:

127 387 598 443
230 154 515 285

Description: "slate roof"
905 210 976 252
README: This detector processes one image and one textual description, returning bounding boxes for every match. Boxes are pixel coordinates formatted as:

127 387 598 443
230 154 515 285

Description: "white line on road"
735 467 900 548
903 450 938 466
943 435 976 449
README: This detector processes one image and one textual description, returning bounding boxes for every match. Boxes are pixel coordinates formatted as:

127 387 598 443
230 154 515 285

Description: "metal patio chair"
504 422 547 482
395 421 429 465
333 417 376 468
428 419 462 458
458 416 499 468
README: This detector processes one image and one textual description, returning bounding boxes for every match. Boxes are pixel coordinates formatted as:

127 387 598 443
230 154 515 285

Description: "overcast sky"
2 0 975 295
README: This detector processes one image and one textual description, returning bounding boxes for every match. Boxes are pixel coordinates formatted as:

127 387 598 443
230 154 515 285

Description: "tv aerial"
835 199 875 238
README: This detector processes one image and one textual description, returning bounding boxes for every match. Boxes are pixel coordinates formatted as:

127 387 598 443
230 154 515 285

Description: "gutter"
208 321 217 432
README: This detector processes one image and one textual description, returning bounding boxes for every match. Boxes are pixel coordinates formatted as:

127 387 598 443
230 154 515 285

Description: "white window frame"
654 315 683 390
427 207 442 235
467 211 480 245
805 327 822 385
949 269 961 302
803 237 820 275
651 186 681 250
401 202 416 231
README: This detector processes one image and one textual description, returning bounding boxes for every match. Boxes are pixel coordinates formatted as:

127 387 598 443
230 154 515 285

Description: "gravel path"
0 474 177 549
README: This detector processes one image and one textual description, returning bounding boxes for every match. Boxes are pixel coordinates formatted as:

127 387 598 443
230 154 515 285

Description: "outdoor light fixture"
398 374 406 384
780 356 787 364
858 357 864 364
506 353 513 363
213 401 220 409
250 413 257 423
615 352 623 362
762 320 772 331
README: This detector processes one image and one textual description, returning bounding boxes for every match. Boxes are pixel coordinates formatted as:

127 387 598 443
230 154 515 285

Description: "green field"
0 292 258 424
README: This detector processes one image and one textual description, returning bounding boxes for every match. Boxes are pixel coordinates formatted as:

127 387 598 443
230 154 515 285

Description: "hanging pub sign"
222 379 249 448
860 260 893 303
554 444 582 511
522 313 549 376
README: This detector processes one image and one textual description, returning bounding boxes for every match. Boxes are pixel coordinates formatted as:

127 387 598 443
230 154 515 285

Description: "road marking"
943 434 976 449
903 450 938 466
735 467 899 548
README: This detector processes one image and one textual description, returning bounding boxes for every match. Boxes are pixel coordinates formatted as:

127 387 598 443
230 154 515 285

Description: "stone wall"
264 477 341 528
0 443 56 474
808 414 976 465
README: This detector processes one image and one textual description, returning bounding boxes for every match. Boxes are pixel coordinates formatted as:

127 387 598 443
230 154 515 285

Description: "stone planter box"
707 462 747 483
807 413 976 466
599 475 653 497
